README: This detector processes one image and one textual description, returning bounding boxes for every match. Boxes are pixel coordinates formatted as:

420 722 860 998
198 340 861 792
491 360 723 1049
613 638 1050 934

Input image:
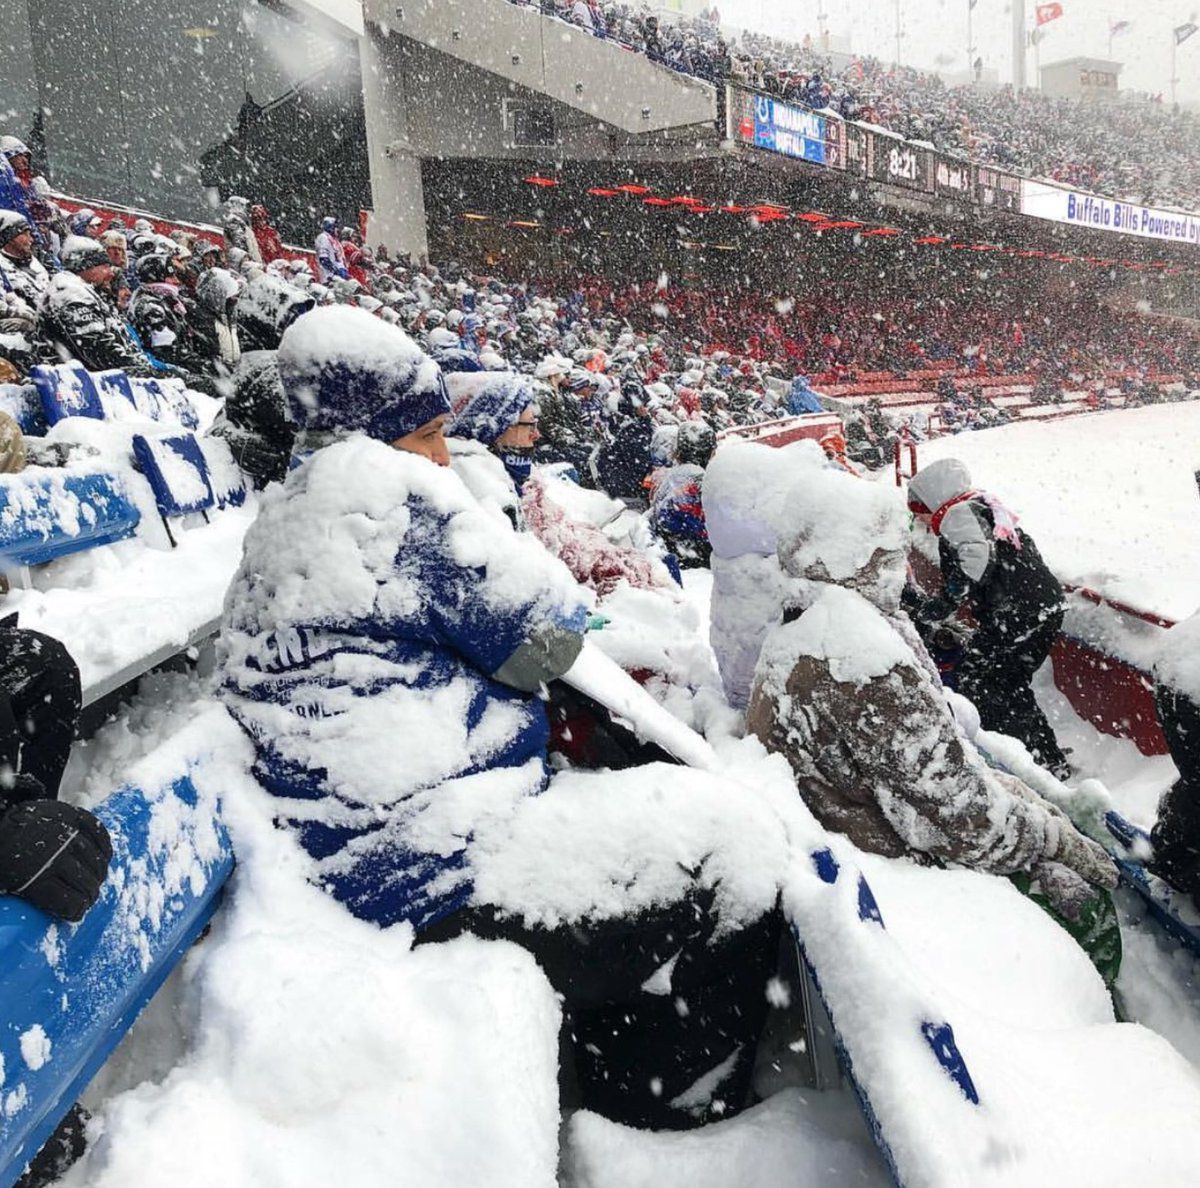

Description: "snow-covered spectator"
449 370 540 492
222 195 262 265
221 305 786 1131
905 459 1068 776
746 464 1120 977
0 209 49 332
249 205 284 265
1149 613 1200 901
314 216 347 283
40 235 160 377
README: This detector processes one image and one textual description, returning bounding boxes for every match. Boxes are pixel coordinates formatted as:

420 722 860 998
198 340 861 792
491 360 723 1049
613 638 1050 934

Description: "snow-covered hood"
196 267 241 316
907 458 972 514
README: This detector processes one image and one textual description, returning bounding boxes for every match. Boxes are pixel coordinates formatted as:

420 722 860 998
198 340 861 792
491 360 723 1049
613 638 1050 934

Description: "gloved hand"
0 800 114 922
337 267 350 280
1031 860 1099 924
1046 817 1118 890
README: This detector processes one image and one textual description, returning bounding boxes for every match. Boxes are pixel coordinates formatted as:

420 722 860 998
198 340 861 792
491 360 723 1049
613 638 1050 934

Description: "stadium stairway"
363 0 718 134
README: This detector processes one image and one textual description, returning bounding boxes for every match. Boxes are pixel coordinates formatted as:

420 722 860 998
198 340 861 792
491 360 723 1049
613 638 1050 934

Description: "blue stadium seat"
0 384 47 437
127 377 200 431
131 433 215 520
0 469 141 569
197 436 247 510
0 776 234 1186
28 364 104 426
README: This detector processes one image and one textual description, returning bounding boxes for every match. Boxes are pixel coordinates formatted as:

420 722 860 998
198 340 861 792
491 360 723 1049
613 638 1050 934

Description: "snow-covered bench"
0 774 234 1187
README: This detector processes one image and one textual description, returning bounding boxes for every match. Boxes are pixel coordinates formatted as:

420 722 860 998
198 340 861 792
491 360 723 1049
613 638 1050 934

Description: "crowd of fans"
519 0 1200 210
6 104 1200 1177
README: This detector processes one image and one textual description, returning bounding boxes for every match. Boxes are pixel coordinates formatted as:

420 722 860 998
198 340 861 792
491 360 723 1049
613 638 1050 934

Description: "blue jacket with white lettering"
221 436 590 931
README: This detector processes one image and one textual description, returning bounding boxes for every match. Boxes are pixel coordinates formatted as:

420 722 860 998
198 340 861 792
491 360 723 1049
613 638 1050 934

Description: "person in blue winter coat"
0 153 35 235
221 307 785 1132
650 420 716 568
449 371 540 490
786 374 824 415
314 216 348 283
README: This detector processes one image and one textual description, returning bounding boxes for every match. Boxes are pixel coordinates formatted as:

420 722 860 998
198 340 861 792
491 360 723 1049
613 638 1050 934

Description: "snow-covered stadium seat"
0 775 234 1186
197 436 247 510
29 363 104 426
0 467 141 569
126 377 200 431
0 383 48 436
131 432 215 520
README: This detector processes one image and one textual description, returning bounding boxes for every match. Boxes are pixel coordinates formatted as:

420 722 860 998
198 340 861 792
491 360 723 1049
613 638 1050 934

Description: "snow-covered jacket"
744 464 1115 885
649 463 707 541
221 437 590 931
237 272 314 352
0 249 49 321
747 585 1068 871
907 459 1063 639
314 230 347 283
38 271 156 376
0 158 35 231
209 350 293 488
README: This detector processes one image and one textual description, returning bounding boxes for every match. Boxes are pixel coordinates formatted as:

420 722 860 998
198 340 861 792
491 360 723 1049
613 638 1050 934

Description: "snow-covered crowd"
4 125 1200 1175
516 0 1200 210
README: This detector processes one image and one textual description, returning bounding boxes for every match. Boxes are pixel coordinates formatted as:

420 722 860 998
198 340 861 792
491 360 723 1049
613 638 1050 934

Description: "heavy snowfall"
1 1 1200 1186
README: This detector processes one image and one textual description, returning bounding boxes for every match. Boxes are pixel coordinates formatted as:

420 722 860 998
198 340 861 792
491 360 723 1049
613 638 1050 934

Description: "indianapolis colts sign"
749 95 827 165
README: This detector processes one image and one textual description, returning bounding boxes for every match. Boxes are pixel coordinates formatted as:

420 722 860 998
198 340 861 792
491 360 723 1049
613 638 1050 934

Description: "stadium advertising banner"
976 166 1022 213
933 156 973 202
737 92 828 165
867 131 933 193
1021 179 1200 247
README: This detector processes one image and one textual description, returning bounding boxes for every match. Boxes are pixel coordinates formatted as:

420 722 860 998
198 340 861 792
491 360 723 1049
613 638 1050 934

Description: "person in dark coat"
905 458 1069 776
236 271 314 352
39 236 159 377
595 380 655 502
1149 613 1200 899
209 350 294 488
0 624 109 923
187 267 242 375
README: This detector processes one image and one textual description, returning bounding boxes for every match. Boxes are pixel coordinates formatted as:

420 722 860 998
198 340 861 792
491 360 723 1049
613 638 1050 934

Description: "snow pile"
471 758 789 932
61 709 564 1188
777 464 908 594
703 438 826 559
563 1089 888 1188
785 836 1200 1185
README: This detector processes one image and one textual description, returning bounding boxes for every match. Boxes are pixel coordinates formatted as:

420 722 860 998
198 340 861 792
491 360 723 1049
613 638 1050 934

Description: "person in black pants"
0 624 111 922
905 458 1069 777
1149 620 1200 899
423 891 780 1130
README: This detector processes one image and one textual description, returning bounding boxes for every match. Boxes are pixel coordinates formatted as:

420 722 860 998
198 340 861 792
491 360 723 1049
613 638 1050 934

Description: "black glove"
0 800 113 922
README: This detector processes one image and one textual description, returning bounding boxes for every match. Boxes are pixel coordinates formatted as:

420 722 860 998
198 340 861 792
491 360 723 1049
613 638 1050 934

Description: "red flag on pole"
1035 2 1063 25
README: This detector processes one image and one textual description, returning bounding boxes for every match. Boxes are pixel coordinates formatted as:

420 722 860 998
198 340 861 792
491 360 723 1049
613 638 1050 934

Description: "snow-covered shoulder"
755 586 912 692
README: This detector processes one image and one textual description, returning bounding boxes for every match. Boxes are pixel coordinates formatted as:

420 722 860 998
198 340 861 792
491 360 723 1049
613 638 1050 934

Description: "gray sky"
717 0 1200 105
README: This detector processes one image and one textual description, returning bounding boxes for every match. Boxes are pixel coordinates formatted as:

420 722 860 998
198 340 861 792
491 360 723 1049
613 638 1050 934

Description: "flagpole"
1172 37 1177 106
1012 0 1026 89
967 0 972 79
